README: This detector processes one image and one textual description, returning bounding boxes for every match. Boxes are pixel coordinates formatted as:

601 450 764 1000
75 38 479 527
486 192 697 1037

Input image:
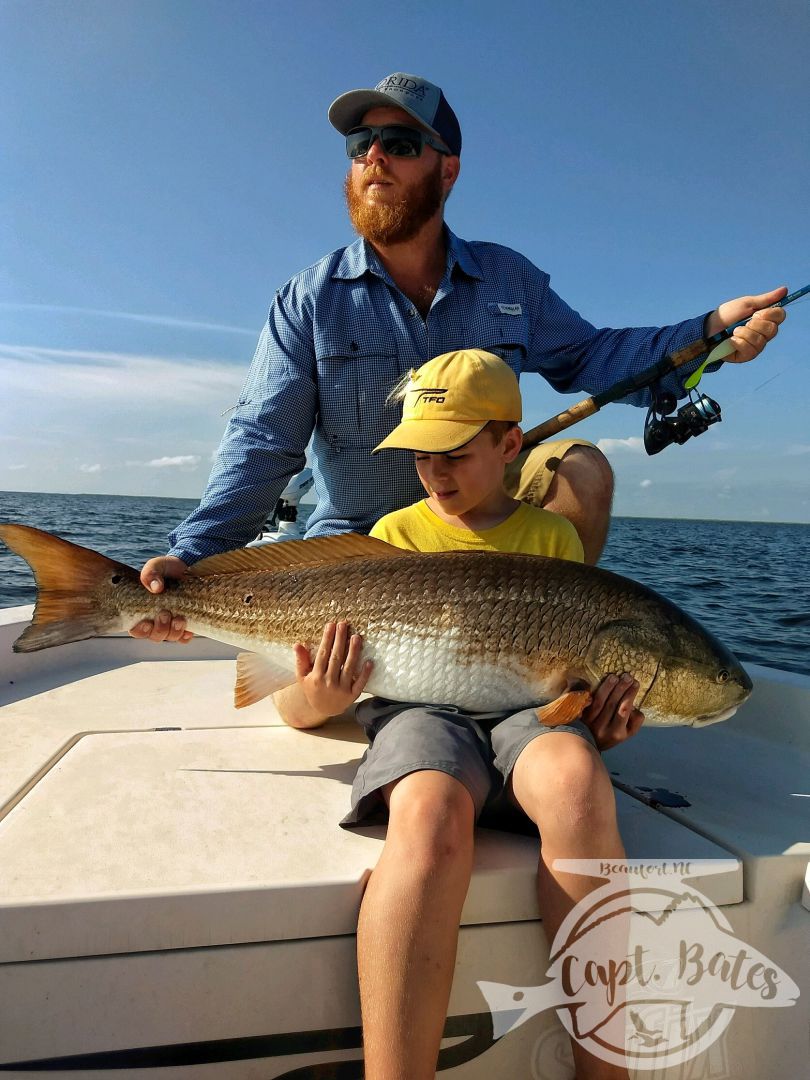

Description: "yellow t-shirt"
370 499 584 562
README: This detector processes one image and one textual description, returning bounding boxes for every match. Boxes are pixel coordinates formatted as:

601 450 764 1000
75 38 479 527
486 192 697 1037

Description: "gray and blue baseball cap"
329 72 462 156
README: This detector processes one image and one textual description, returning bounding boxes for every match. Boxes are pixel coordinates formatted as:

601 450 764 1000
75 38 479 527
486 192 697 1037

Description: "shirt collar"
331 226 484 283
332 237 372 281
445 228 484 281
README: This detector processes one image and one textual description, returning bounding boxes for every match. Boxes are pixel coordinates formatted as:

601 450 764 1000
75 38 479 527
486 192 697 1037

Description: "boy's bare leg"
511 732 630 1080
357 770 475 1080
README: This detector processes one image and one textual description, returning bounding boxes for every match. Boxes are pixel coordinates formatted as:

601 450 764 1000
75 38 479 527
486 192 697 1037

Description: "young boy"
275 349 642 1080
370 348 585 559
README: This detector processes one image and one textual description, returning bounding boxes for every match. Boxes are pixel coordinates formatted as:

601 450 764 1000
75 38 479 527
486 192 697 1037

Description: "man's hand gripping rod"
521 284 809 451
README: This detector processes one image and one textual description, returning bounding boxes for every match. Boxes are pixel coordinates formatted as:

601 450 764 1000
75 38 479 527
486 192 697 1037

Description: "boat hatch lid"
0 722 741 964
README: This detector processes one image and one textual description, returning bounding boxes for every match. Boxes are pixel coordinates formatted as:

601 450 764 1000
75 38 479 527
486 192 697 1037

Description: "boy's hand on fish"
581 674 644 751
293 620 374 719
128 555 194 644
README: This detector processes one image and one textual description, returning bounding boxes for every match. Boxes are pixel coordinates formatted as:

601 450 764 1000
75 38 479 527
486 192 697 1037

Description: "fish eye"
717 669 729 683
111 574 122 585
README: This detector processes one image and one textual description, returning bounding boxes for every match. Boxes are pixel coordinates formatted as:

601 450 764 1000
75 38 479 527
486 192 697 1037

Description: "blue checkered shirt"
168 228 708 563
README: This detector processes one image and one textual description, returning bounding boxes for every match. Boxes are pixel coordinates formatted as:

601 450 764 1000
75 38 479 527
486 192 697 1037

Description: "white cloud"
640 479 652 488
145 455 202 470
0 343 244 409
712 467 738 483
597 436 644 454
7 464 27 470
0 432 59 446
786 444 810 456
125 456 202 470
80 463 102 473
0 303 255 337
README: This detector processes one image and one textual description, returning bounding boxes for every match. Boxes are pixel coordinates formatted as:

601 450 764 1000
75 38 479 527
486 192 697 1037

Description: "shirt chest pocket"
475 306 531 381
315 332 403 448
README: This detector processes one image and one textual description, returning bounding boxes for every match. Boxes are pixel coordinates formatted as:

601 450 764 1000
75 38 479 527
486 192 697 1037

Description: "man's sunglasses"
346 125 451 160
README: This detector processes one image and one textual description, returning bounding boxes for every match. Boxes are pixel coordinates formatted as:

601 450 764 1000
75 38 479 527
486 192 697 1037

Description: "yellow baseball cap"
373 349 522 453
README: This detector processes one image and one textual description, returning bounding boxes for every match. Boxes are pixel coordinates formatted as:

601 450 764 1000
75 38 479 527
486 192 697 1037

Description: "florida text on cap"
329 73 462 157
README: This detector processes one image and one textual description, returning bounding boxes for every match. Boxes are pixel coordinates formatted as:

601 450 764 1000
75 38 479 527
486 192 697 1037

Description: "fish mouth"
691 705 741 727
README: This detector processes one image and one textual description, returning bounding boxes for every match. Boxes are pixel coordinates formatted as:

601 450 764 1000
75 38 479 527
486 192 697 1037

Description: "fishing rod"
521 283 810 456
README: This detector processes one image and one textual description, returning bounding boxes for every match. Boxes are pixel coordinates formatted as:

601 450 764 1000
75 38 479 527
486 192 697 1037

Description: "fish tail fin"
0 524 134 652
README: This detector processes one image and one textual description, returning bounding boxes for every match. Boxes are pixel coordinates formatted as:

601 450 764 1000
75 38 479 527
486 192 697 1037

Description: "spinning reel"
643 387 722 455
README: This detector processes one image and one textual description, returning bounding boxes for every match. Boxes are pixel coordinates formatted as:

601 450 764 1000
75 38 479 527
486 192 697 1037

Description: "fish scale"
0 525 752 725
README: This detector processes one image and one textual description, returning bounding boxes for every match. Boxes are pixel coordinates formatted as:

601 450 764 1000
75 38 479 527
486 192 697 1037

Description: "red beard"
344 157 445 245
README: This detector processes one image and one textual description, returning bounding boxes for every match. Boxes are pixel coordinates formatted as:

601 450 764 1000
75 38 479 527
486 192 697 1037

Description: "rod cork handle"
668 337 714 369
521 398 599 450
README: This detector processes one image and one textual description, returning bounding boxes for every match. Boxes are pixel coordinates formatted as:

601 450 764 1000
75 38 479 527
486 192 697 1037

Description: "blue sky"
2 0 809 521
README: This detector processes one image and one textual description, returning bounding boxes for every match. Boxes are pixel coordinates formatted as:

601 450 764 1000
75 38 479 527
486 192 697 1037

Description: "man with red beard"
132 71 785 1080
136 71 783 584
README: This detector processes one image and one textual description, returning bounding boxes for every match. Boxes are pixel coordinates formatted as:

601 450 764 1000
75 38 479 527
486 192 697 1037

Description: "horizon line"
0 489 807 527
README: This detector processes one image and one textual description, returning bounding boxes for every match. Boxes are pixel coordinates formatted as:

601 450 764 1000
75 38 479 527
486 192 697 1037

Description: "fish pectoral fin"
234 652 296 709
535 690 592 727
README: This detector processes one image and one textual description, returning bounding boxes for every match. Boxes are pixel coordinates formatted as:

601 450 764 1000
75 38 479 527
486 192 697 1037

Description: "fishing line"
720 361 800 408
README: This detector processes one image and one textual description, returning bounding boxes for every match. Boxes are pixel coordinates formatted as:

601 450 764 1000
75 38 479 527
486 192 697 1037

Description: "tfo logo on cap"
411 387 448 405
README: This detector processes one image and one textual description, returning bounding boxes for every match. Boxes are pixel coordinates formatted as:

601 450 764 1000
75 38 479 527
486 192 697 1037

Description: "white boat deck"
1 605 807 1078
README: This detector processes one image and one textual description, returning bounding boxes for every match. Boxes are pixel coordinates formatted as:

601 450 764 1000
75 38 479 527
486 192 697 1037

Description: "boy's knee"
385 771 475 864
515 736 616 832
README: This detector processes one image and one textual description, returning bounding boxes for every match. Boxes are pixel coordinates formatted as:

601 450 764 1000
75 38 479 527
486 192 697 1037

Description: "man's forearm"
535 284 710 406
167 415 308 564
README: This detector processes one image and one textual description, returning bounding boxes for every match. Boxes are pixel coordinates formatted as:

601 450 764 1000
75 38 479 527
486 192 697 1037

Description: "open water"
0 490 807 677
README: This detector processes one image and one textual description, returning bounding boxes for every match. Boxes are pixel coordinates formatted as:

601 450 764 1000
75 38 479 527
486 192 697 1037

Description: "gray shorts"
340 697 597 830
